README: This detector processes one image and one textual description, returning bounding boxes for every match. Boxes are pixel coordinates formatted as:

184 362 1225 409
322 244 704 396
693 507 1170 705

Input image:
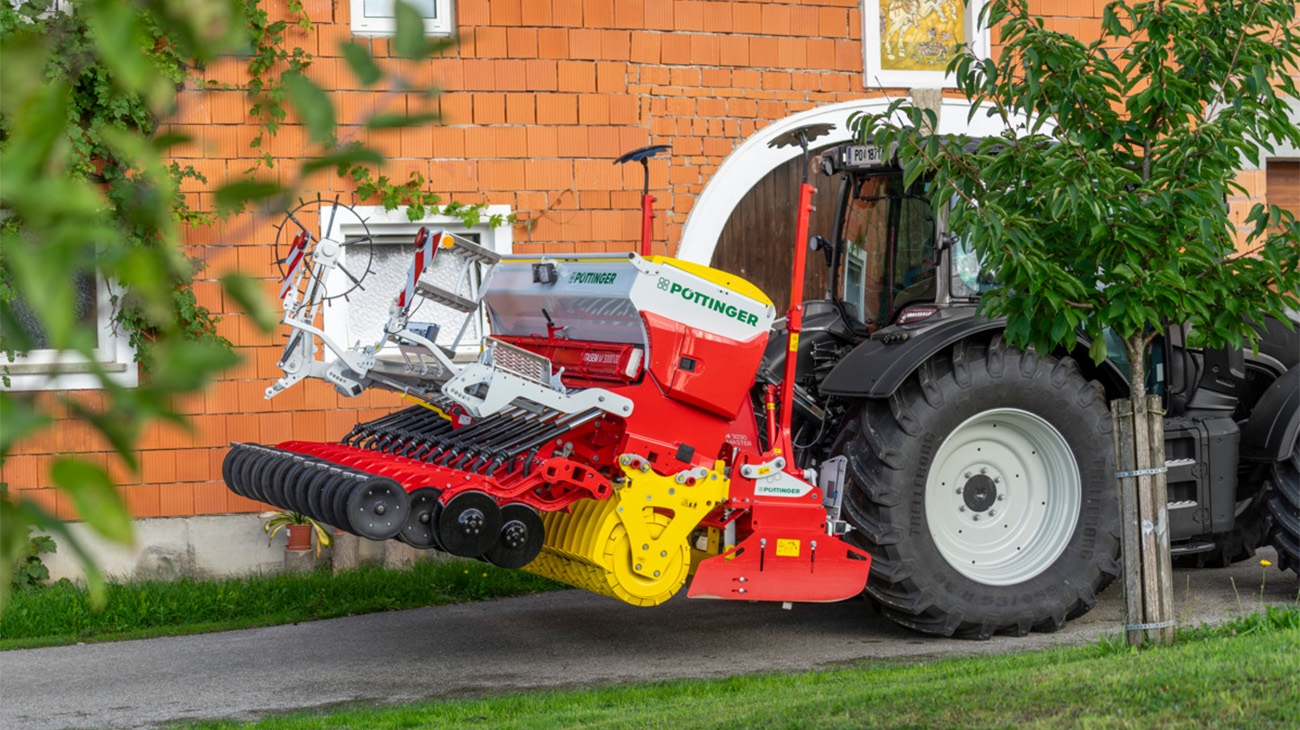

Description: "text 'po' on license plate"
844 144 885 167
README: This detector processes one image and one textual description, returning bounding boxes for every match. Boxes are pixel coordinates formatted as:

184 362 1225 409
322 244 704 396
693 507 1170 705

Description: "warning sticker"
776 539 801 557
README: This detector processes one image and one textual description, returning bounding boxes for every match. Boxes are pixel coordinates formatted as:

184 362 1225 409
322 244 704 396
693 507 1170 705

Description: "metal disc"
283 457 313 514
303 464 334 524
331 475 359 532
345 477 410 540
483 503 545 569
222 446 251 498
264 454 297 511
289 458 317 516
396 487 443 549
434 490 502 558
241 449 273 504
252 446 286 503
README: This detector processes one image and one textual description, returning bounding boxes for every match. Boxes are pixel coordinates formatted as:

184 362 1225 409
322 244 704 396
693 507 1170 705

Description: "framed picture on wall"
862 0 990 89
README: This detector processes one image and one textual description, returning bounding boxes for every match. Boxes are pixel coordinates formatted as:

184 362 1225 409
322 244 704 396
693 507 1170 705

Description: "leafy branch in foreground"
0 0 467 611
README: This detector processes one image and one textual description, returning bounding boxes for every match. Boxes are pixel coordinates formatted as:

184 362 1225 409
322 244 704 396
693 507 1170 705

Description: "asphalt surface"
1 548 1295 730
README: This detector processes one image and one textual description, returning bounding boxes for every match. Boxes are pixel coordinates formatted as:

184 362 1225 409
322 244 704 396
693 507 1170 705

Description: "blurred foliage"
0 0 477 611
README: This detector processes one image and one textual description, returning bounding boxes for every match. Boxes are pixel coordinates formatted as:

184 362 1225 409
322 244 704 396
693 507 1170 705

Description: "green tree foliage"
856 0 1300 645
855 0 1300 391
0 0 471 609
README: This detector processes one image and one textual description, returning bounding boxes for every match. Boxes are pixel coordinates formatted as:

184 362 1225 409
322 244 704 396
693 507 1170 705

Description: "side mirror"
809 235 833 267
819 155 837 177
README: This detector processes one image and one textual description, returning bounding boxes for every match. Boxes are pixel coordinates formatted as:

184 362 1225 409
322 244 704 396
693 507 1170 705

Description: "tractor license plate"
844 144 885 168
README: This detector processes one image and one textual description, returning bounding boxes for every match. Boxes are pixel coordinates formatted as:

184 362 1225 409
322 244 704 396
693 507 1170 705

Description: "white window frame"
320 204 512 359
2 277 138 392
350 0 455 38
861 0 989 89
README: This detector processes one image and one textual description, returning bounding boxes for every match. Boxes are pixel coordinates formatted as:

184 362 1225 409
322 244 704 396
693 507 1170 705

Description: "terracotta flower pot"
285 523 313 552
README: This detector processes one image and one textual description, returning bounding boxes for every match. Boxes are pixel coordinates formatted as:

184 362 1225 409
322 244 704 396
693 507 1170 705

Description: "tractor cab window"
839 174 935 326
949 235 997 299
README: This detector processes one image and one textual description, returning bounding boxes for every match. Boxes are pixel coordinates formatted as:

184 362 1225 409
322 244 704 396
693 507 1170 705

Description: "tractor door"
835 172 936 328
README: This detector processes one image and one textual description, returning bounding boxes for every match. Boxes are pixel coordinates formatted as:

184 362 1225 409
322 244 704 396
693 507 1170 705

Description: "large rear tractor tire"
1267 435 1300 575
833 337 1121 638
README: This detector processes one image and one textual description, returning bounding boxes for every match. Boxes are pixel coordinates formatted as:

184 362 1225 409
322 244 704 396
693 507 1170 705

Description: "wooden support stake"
1147 394 1175 644
1113 398 1143 647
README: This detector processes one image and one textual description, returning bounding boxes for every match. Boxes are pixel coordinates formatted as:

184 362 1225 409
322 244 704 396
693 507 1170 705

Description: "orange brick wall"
2 0 1277 520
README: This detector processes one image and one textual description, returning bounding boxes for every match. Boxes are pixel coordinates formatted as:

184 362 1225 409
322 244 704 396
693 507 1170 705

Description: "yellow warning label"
788 333 800 352
776 539 801 557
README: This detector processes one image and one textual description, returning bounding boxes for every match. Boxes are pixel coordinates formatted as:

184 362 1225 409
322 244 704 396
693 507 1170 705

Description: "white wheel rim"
924 408 1081 585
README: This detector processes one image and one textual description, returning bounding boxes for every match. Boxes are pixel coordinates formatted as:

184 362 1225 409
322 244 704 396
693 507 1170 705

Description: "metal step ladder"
416 232 502 316
386 227 502 357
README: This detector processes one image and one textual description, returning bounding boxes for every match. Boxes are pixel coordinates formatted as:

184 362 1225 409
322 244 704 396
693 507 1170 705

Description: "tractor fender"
819 309 1005 399
1240 366 1300 464
818 308 1127 400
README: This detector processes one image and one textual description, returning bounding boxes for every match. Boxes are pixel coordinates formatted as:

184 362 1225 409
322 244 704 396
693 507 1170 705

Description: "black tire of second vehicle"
833 336 1122 638
1267 436 1300 575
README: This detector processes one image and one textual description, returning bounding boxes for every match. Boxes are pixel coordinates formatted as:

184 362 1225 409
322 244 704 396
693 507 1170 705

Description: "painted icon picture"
880 0 967 72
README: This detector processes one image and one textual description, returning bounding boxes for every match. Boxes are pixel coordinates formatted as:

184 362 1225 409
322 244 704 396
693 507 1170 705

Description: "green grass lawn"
0 559 563 649
182 608 1300 729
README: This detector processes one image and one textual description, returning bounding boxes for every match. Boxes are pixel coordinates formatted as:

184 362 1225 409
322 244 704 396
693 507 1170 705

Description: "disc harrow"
223 443 409 541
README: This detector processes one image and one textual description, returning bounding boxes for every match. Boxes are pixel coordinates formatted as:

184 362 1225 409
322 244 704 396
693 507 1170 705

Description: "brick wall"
3 0 1280 521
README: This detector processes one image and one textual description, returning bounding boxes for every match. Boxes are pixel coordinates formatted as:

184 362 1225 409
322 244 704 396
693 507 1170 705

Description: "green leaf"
0 393 52 459
392 0 430 59
149 340 240 392
340 41 383 87
50 458 134 545
306 147 386 176
214 179 285 213
365 112 442 129
222 273 280 333
283 71 336 145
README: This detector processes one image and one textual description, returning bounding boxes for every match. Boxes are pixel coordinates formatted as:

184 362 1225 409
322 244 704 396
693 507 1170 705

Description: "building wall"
2 1 1287 573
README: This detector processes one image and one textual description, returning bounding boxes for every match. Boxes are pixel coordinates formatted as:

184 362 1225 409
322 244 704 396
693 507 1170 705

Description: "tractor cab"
814 142 997 333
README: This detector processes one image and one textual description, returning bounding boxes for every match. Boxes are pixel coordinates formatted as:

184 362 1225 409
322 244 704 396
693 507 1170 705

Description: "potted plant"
260 510 333 557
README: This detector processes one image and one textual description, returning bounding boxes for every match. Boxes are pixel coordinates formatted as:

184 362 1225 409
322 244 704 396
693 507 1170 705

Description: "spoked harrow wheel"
275 196 375 304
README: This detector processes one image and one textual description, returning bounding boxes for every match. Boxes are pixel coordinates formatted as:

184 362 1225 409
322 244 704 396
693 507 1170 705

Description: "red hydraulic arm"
766 123 833 472
639 192 656 257
776 180 815 462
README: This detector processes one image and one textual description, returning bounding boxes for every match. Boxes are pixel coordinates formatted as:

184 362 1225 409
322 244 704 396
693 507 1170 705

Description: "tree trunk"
1114 335 1175 646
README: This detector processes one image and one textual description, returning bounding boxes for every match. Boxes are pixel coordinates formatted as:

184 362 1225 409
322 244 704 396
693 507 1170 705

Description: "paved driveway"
1 548 1293 730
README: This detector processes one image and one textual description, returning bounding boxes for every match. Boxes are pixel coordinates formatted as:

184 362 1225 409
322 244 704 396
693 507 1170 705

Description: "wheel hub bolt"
375 504 386 516
988 509 997 517
958 505 967 512
979 467 988 474
973 514 981 521
997 494 1005 501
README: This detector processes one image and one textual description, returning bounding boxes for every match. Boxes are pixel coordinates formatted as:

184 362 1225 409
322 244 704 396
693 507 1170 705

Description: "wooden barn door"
1267 159 1299 223
709 150 843 315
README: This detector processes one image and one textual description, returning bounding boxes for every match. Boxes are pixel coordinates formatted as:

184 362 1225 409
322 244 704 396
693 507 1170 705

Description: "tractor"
223 128 1298 639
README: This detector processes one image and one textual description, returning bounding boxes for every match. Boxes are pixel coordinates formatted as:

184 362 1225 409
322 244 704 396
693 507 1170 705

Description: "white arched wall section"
677 98 1031 266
